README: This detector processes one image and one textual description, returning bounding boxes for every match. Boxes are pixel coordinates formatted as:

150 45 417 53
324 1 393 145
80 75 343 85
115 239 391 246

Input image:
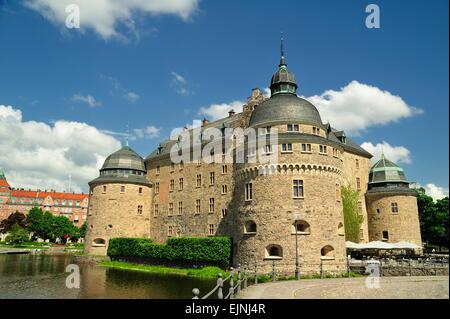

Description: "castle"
84 46 422 274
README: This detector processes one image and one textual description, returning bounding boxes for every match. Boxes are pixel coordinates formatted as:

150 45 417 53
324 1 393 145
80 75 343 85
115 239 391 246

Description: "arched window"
244 220 257 234
337 222 345 236
265 244 283 259
321 245 335 260
92 238 106 247
292 220 310 234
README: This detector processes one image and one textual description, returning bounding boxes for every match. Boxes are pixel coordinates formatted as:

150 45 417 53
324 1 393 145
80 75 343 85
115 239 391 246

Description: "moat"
0 254 215 299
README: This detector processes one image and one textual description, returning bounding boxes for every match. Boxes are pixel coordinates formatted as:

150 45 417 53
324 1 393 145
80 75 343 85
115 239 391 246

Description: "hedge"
107 237 232 266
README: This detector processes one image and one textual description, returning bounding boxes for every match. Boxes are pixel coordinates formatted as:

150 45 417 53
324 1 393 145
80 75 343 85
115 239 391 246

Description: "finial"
279 32 286 66
381 145 385 159
125 123 130 147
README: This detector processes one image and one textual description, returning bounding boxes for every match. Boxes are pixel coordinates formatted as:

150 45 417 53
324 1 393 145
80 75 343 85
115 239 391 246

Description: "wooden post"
272 260 276 282
237 265 241 297
243 263 248 289
254 259 258 285
229 267 234 299
192 288 200 299
217 273 223 299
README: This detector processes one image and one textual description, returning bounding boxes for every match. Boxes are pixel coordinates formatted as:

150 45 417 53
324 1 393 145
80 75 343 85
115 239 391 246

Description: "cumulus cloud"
411 183 449 201
360 141 412 164
133 126 161 139
170 71 191 96
199 101 245 121
23 0 200 41
0 105 121 193
72 94 101 107
304 81 422 135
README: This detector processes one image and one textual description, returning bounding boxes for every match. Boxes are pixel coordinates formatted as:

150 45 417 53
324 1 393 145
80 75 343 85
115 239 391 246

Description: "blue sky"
0 0 448 197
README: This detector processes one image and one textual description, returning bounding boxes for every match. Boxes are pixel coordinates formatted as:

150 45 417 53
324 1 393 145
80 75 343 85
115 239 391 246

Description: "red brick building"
0 170 88 226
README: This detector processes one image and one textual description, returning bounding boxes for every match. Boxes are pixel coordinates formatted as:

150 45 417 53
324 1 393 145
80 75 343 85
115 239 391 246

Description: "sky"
0 0 448 199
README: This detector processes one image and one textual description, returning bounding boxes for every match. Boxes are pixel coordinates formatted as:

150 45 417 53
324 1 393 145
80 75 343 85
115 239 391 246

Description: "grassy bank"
0 241 53 250
99 260 228 279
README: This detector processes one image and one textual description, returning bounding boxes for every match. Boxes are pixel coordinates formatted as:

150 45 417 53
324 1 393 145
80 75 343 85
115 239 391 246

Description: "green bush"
107 237 232 266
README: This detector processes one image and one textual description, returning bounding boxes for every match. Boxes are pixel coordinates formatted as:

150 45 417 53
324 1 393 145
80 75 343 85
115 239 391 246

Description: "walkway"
240 276 449 299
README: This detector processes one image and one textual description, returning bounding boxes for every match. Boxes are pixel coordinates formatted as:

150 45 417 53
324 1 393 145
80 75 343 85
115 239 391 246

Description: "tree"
26 207 44 240
415 189 449 250
341 184 364 243
53 216 76 244
5 224 29 244
0 212 27 234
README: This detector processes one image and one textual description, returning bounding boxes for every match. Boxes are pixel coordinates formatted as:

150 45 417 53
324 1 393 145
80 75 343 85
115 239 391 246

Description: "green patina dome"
368 154 409 185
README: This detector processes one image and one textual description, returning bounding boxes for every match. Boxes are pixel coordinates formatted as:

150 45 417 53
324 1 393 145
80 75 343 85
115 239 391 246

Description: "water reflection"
0 254 215 299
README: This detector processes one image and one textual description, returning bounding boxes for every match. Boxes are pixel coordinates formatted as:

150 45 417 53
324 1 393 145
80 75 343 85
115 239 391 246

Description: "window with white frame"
170 179 175 191
155 182 160 194
245 183 253 201
222 184 228 194
281 143 293 153
195 199 201 214
210 172 215 185
293 179 304 198
222 165 228 174
287 124 299 132
196 174 202 187
391 202 399 214
209 198 215 213
178 201 183 215
319 145 327 154
168 226 174 237
301 143 312 153
208 224 215 236
168 203 173 216
153 204 158 217
221 208 227 219
179 178 184 191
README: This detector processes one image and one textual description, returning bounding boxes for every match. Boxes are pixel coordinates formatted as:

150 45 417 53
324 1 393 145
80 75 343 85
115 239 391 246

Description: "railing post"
237 264 241 297
243 262 248 289
320 260 323 279
192 288 200 299
217 273 223 299
272 260 276 282
254 259 258 285
229 267 234 299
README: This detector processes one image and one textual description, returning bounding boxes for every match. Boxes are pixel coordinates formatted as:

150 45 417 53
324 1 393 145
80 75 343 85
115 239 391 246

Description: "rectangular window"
382 231 389 241
137 205 143 215
245 183 253 201
196 174 202 187
156 166 160 175
356 177 361 191
355 159 359 169
301 143 312 153
210 172 215 185
358 201 363 215
293 179 304 198
391 202 399 214
120 185 125 193
170 179 175 191
332 148 339 157
138 187 143 194
195 199 201 214
168 203 173 216
168 226 174 237
287 124 299 132
209 198 215 213
178 201 183 215
179 178 184 190
319 145 327 154
153 204 159 217
264 144 273 154
222 184 228 194
155 182 160 194
208 224 215 236
221 208 227 219
222 165 228 174
281 143 293 153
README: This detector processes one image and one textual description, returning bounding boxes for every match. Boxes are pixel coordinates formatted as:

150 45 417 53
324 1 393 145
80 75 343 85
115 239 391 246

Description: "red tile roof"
10 190 88 200
0 179 10 188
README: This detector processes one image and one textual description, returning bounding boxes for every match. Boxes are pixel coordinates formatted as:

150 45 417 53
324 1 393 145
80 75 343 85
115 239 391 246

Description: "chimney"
228 109 235 117
202 118 209 126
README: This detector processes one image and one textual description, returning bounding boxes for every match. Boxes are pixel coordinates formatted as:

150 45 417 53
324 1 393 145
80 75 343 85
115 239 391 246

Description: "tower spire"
279 32 286 66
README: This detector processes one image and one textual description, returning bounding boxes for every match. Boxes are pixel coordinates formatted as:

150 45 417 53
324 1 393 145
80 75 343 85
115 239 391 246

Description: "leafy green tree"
415 189 449 250
5 224 30 244
0 212 27 234
341 184 364 243
26 207 44 240
53 216 76 244
79 222 87 239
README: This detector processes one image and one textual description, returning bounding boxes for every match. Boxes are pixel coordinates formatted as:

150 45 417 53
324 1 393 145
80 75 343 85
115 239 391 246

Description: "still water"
0 254 216 299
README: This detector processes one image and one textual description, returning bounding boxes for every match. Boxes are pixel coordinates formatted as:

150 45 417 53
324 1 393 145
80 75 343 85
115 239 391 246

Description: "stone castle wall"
84 183 152 255
366 192 422 247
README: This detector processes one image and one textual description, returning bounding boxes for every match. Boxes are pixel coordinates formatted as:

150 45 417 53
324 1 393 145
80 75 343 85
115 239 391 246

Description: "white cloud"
124 91 140 103
0 105 121 193
360 141 412 164
72 94 102 107
133 126 160 139
170 71 191 96
411 183 449 201
304 81 422 135
199 101 244 121
23 0 200 41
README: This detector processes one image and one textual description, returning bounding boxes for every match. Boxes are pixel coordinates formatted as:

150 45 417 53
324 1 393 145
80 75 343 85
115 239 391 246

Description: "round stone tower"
230 47 347 275
84 145 153 255
365 154 422 249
